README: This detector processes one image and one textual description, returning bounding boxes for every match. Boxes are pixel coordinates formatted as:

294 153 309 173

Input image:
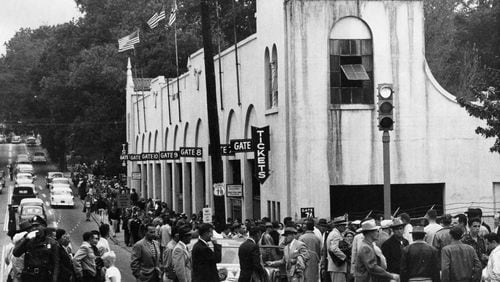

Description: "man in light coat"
171 226 192 282
326 217 348 282
299 220 321 282
267 226 310 282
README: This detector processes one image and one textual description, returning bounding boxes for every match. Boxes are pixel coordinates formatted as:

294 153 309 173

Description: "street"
0 143 134 281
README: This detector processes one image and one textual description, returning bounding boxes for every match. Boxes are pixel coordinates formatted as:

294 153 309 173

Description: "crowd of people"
6 161 500 281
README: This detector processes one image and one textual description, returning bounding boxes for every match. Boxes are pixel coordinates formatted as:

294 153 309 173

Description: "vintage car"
49 177 71 190
11 184 37 209
46 171 64 188
50 186 74 208
32 152 47 163
15 172 35 185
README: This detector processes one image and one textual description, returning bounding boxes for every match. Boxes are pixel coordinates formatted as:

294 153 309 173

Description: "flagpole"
173 0 181 122
166 78 172 125
131 50 141 133
232 0 241 106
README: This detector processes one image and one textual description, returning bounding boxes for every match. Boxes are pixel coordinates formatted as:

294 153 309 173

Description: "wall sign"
220 144 235 156
179 147 203 157
132 172 141 180
213 183 225 196
202 207 212 223
230 139 253 152
227 184 243 197
141 152 160 161
300 207 315 218
251 126 270 184
160 151 180 160
128 154 142 161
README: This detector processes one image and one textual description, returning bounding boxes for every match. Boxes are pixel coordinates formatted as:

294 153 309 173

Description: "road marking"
45 201 50 206
48 209 53 215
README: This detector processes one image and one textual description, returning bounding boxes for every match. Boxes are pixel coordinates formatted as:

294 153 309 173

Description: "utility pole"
200 0 225 227
383 131 391 218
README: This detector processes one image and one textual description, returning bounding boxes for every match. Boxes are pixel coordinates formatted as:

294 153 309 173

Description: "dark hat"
317 218 329 227
411 226 426 234
19 220 32 232
282 226 298 236
465 208 482 217
391 218 405 228
30 215 47 227
178 225 193 238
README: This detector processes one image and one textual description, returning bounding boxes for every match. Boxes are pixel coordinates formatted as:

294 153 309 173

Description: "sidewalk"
90 211 132 253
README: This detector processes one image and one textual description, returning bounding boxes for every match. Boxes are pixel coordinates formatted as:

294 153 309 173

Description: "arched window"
264 47 271 109
330 17 373 104
271 45 278 108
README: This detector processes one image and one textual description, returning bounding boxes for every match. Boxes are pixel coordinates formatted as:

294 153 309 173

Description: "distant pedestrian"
433 214 453 256
381 218 409 274
400 213 413 244
73 231 99 282
327 217 348 281
130 189 139 205
102 251 121 282
192 223 222 282
441 226 482 282
400 226 440 282
239 226 267 282
424 210 441 246
97 224 111 255
131 223 162 282
462 217 488 267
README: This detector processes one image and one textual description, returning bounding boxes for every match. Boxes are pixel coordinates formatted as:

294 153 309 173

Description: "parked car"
0 135 6 143
46 172 64 188
32 152 47 163
15 172 35 185
188 238 281 282
26 136 37 146
11 135 21 144
16 154 31 164
50 186 74 208
19 197 44 209
11 184 37 209
49 177 71 190
16 163 34 174
18 205 46 223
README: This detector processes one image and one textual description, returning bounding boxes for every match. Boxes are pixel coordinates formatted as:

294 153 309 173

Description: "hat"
265 222 273 228
317 218 329 227
30 215 47 227
282 226 298 236
411 226 426 234
19 220 32 232
391 218 405 228
359 220 380 232
178 225 193 237
351 220 361 225
380 219 392 229
333 215 347 224
465 208 482 217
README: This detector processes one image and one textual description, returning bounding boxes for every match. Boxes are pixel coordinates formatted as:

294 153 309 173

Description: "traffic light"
377 84 394 131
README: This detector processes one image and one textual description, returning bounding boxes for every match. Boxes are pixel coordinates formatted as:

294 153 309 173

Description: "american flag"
167 6 177 27
118 30 140 52
147 9 166 29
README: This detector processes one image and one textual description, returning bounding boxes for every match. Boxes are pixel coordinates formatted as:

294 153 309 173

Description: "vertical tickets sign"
251 126 270 183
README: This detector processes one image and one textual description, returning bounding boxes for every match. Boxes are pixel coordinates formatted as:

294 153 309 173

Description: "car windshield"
53 179 69 184
17 174 32 180
34 152 44 156
14 187 34 195
21 207 42 215
50 173 63 178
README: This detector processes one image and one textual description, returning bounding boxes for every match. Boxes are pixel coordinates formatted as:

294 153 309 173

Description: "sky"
0 0 82 55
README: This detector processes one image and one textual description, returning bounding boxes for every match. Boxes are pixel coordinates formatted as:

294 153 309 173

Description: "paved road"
0 143 134 281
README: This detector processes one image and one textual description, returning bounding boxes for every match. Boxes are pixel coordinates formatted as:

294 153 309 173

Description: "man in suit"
239 226 267 282
171 225 193 282
381 218 409 274
192 223 222 282
266 226 310 282
400 226 440 282
131 223 162 282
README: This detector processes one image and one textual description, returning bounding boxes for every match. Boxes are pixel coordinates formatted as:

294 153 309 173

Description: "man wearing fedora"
171 225 192 282
299 219 321 282
382 218 409 275
266 226 310 282
354 220 399 282
400 226 440 282
326 216 348 282
376 219 393 248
